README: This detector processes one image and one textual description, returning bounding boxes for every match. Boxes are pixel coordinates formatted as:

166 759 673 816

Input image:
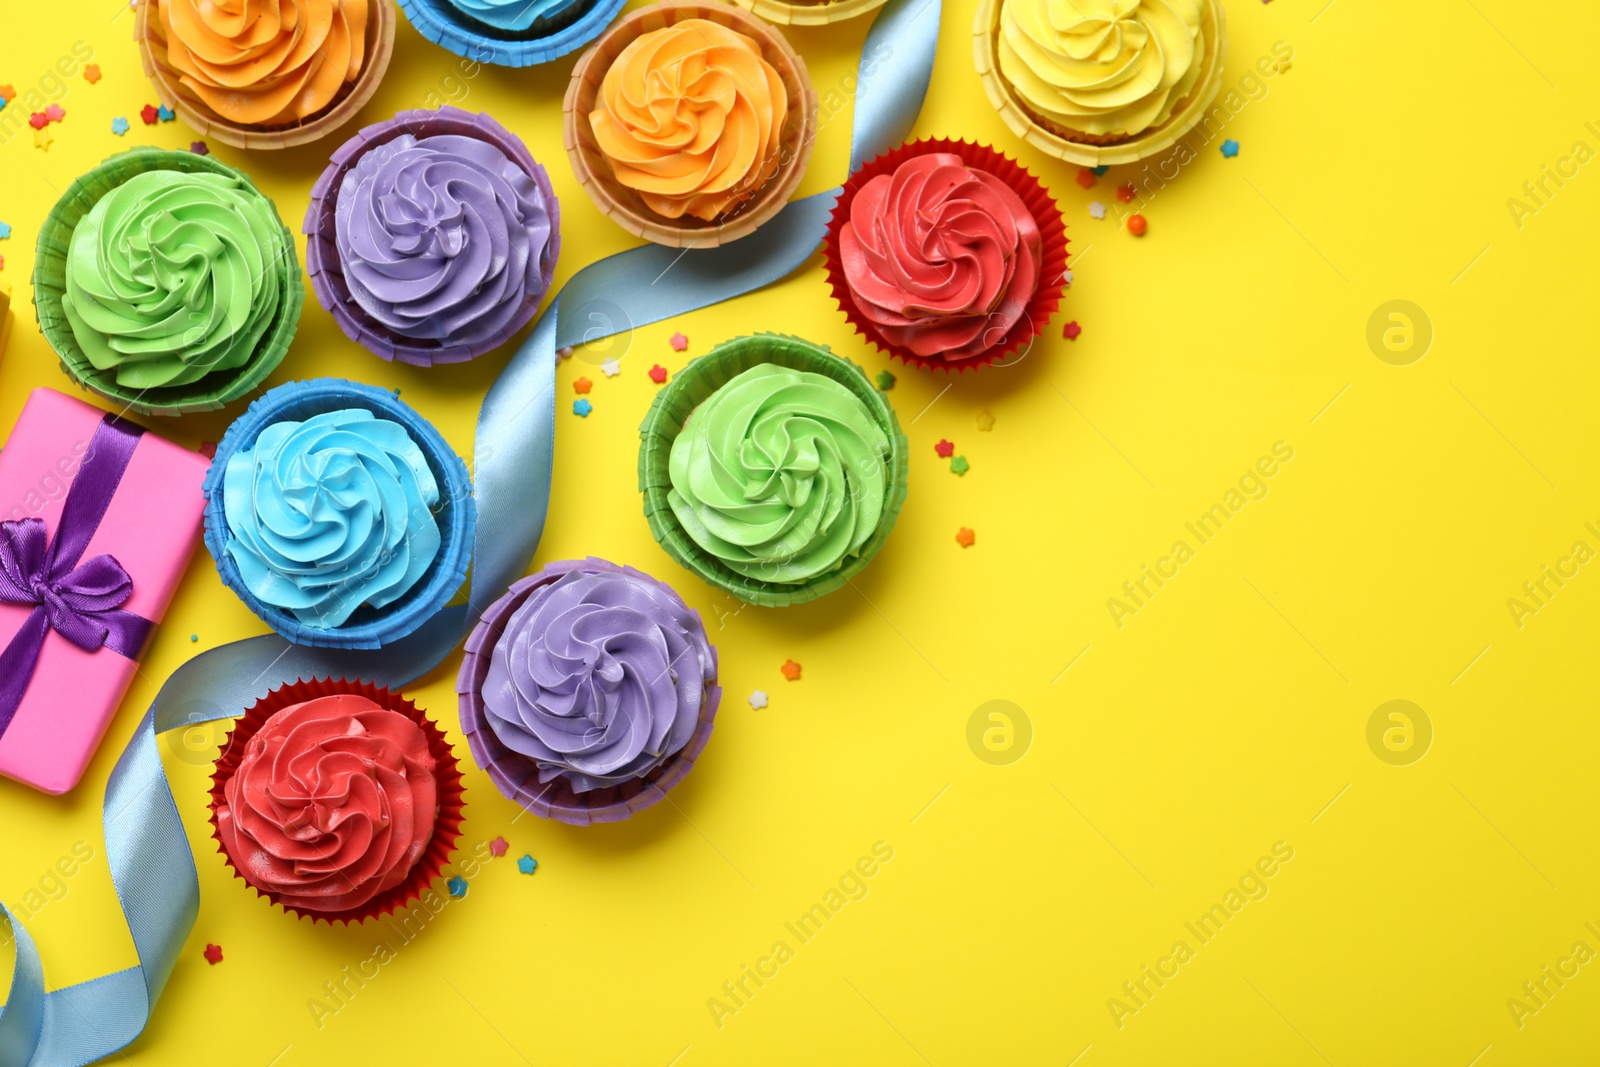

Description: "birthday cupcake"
210 678 464 924
823 139 1067 372
731 0 887 27
202 379 475 649
305 109 561 365
639 335 908 607
397 0 624 67
564 2 817 247
32 148 302 416
135 0 396 150
457 558 720 825
974 0 1227 166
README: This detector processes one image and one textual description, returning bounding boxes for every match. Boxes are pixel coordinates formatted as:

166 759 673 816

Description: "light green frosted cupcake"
639 334 909 607
33 148 302 416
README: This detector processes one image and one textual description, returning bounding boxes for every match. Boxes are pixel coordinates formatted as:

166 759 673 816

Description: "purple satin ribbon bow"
0 414 153 738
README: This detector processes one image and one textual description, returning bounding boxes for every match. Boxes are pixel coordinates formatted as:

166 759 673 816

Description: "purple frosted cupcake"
457 558 720 825
305 107 560 366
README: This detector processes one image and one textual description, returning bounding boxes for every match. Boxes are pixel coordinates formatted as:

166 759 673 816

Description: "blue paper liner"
396 0 625 67
202 379 475 650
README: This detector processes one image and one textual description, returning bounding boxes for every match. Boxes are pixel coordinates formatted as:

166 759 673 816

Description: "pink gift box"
0 388 208 794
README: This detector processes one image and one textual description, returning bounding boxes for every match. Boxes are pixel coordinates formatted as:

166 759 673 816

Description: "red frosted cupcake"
209 678 464 924
824 138 1067 372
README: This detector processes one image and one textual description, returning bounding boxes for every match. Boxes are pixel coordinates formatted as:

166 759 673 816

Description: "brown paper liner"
0 290 11 368
563 1 818 248
973 0 1228 167
823 139 1068 373
208 678 465 925
730 0 887 27
136 0 396 151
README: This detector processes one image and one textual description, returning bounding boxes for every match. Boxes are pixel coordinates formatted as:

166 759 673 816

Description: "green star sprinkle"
875 370 896 391
950 456 970 476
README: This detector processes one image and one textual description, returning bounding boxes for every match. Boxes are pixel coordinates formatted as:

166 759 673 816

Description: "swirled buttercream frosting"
481 568 714 793
157 0 370 126
998 0 1204 138
668 364 891 584
589 20 788 222
221 408 442 629
334 133 556 345
215 694 439 913
445 0 584 31
841 153 1042 361
62 169 290 390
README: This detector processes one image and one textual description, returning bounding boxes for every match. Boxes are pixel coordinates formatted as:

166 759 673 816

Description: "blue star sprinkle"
447 876 468 898
111 116 129 136
1091 164 1109 176
157 104 175 122
0 222 10 240
573 398 593 417
517 855 538 875
1221 139 1240 158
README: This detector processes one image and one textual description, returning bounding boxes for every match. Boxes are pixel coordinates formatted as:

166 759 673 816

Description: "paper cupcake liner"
209 678 465 925
201 379 475 650
457 557 721 826
973 0 1228 167
824 138 1067 374
304 108 562 366
564 2 818 248
398 0 625 67
32 148 303 417
135 0 396 150
0 290 12 367
638 334 909 607
730 0 888 27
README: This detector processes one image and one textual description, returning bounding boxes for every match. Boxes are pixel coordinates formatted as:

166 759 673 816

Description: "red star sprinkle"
203 944 223 965
934 439 954 458
573 376 592 394
0 255 6 271
956 527 976 548
198 441 217 459
780 659 801 681
669 332 689 352
649 364 668 384
1063 321 1082 341
44 103 65 122
141 104 159 125
83 65 102 84
28 112 49 130
489 836 508 857
1115 182 1136 204
1074 168 1096 189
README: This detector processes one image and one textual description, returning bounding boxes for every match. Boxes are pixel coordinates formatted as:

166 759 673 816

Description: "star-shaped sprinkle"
976 409 994 431
669 332 689 352
1074 168 1096 189
203 944 223 965
199 441 217 458
1127 214 1148 237
190 140 208 155
1088 201 1107 220
1220 139 1240 158
111 116 129 135
157 104 175 122
447 876 468 898
28 112 49 130
1 255 6 270
0 98 6 113
1115 182 1136 204
517 855 538 875
573 398 593 417
950 456 970 476
648 363 668 384
489 836 508 857
875 369 896 390
934 439 954 458
573 376 592 394
0 222 10 240
140 104 159 124
748 689 768 710
1092 164 1110 176
780 660 801 682
557 346 574 360
1062 269 1074 287
83 64 102 84
956 527 976 548
0 86 14 103
34 127 52 150
601 358 621 377
1063 321 1082 341
44 103 65 123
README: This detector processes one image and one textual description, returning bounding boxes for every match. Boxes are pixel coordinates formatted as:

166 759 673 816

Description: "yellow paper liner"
730 0 887 27
973 0 1228 167
135 0 396 151
563 1 818 248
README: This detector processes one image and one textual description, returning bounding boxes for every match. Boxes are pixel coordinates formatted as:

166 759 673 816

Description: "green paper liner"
208 678 465 926
32 148 304 417
638 333 909 607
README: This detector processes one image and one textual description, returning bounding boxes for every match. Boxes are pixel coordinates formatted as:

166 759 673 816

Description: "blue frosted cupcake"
397 0 624 67
202 379 474 649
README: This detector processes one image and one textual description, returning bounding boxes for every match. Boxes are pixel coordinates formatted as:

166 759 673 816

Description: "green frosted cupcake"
639 334 909 607
33 148 303 416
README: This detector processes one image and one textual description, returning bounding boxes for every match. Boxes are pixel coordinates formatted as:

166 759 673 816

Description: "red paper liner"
823 138 1068 373
208 678 465 925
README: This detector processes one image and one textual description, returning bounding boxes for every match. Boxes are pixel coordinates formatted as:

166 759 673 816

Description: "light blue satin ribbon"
0 1 939 1061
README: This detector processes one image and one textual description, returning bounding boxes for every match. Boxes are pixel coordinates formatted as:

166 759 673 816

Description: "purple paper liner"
456 557 721 825
303 107 561 367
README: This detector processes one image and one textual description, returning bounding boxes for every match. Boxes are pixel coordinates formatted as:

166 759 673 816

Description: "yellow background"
3 1 1599 1064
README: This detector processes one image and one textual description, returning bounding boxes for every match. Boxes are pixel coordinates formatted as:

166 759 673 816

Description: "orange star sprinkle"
780 659 801 681
0 85 14 103
83 65 102 84
955 527 975 548
573 377 592 394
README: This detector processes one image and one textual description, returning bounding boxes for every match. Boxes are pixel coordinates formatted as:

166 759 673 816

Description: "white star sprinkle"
748 690 768 710
602 358 621 377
